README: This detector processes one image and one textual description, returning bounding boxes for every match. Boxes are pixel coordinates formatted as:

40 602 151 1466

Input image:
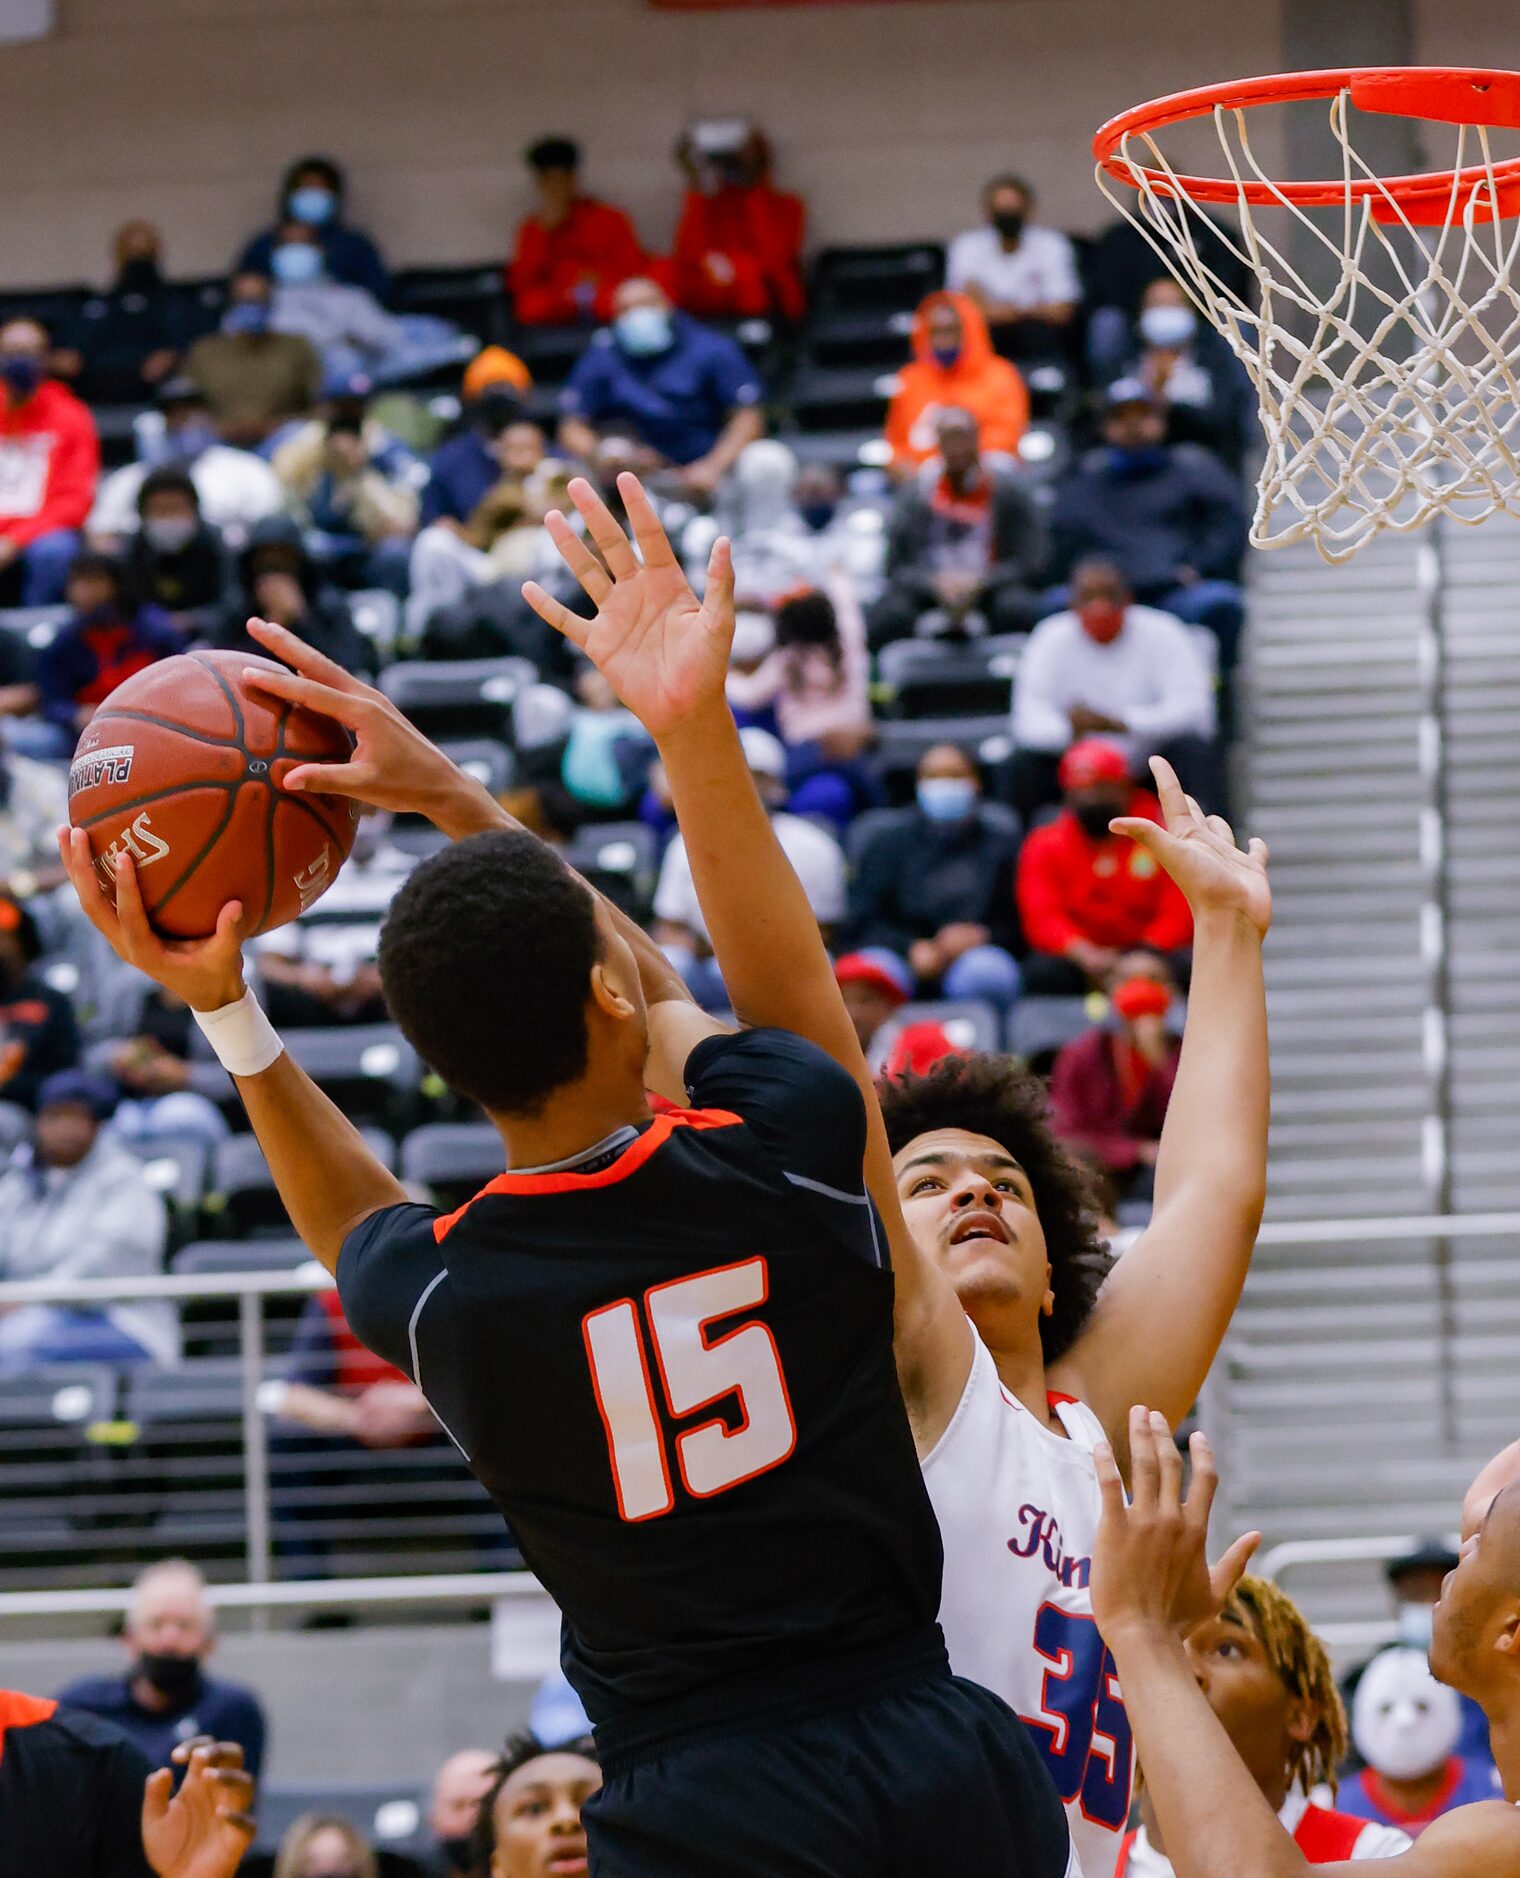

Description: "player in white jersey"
875 761 1272 1878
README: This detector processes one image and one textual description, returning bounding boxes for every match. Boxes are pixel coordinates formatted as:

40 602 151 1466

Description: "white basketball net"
1097 92 1520 561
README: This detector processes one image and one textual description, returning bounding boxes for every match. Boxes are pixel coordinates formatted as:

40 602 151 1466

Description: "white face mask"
1352 1647 1461 1781
1140 304 1198 350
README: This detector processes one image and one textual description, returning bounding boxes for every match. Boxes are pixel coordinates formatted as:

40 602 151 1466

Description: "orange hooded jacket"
883 291 1029 470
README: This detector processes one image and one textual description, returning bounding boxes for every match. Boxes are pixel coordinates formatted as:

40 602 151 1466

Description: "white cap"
739 725 787 780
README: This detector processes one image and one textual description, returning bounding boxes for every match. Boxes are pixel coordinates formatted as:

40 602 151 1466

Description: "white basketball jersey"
924 1334 1128 1878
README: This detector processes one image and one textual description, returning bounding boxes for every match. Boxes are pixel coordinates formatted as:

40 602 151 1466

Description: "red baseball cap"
885 1021 963 1077
834 950 911 1006
1058 738 1130 791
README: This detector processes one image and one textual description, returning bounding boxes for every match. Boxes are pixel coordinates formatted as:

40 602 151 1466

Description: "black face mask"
136 1651 200 1701
438 1835 478 1874
117 257 162 295
991 210 1026 241
1074 801 1119 841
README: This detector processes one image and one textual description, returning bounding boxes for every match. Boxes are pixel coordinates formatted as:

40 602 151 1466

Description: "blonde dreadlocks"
1223 1574 1349 1796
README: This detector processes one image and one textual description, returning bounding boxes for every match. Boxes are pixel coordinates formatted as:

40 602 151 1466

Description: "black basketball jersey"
338 1029 944 1733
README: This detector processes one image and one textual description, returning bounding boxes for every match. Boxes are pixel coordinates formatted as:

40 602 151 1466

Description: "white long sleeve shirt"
1012 604 1217 765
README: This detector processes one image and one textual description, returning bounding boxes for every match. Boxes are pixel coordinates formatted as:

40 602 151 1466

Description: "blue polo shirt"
559 316 762 465
57 1669 266 1779
420 429 500 526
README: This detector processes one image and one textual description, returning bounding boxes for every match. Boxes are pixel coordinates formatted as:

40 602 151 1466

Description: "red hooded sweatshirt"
670 180 806 323
510 196 646 325
1016 787 1193 955
884 291 1029 470
0 379 100 546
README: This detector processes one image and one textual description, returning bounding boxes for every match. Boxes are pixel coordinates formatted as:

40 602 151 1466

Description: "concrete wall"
0 0 1286 287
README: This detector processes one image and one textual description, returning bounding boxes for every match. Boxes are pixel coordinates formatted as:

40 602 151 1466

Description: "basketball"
66 649 360 940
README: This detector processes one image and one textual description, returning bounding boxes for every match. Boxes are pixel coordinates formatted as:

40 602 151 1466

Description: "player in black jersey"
60 482 1074 1878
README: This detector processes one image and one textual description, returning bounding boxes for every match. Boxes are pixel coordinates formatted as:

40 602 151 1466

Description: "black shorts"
582 1668 1072 1878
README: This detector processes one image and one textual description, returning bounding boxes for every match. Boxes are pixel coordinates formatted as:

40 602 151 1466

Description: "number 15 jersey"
336 1029 945 1738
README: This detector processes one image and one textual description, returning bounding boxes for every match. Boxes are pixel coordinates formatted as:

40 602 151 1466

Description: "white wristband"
193 988 285 1078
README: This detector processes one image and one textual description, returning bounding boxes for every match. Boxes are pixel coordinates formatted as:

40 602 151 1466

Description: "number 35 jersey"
923 1336 1133 1878
337 1029 944 1735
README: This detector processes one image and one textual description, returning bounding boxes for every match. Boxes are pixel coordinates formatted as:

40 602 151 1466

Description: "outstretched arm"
1050 761 1271 1451
522 476 973 1435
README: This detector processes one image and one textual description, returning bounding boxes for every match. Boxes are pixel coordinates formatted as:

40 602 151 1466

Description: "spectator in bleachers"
185 273 323 450
426 1747 499 1875
558 277 764 501
0 317 100 606
419 359 534 530
670 120 806 325
882 292 1028 477
1122 277 1254 468
684 446 885 605
0 893 79 1105
1014 738 1192 995
271 1293 434 1449
107 985 230 1148
1050 378 1248 677
469 1734 600 1878
1010 558 1218 815
945 174 1082 371
0 1068 172 1370
274 1814 377 1878
90 377 285 548
272 371 420 597
208 526 377 677
842 743 1022 1007
510 136 646 327
238 155 390 303
1342 1647 1497 1839
1371 1540 1491 1766
0 631 44 758
654 726 844 1009
61 1561 266 1780
0 735 66 894
58 220 188 405
1049 948 1180 1203
1083 211 1255 378
834 948 911 1058
122 469 231 637
37 552 182 755
869 405 1046 647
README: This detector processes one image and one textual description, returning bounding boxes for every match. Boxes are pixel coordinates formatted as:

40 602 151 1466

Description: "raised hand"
1112 758 1272 937
142 1738 256 1878
521 473 735 737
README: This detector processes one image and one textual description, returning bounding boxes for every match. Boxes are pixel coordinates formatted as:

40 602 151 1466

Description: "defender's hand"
522 474 735 738
142 1739 256 1878
1112 758 1272 938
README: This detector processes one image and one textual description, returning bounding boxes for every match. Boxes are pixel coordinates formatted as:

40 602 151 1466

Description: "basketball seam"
283 788 352 850
74 779 237 831
91 708 246 752
149 786 241 918
259 783 278 933
191 652 249 750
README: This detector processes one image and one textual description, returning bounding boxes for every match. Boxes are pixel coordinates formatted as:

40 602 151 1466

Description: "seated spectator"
558 277 764 501
0 318 100 605
945 174 1081 371
843 743 1022 1007
0 894 80 1105
185 273 322 450
60 221 189 405
654 726 844 1009
1342 1648 1498 1839
90 377 285 548
1010 558 1219 815
1049 949 1181 1202
426 1748 499 1875
107 985 229 1148
0 742 67 895
1050 378 1248 679
1084 210 1255 379
1376 1540 1492 1765
37 552 182 756
270 1293 435 1449
726 578 873 826
273 371 420 596
275 1814 377 1878
61 1561 266 1779
683 445 885 605
510 135 645 326
207 526 377 678
0 1069 172 1370
670 119 805 324
1122 277 1254 467
883 292 1028 477
122 469 232 637
238 154 390 302
834 948 911 1059
869 405 1046 647
419 358 535 529
1015 738 1192 994
267 218 470 388
470 1734 600 1878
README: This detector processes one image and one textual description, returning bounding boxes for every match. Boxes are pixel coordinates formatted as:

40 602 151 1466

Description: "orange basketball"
67 650 360 940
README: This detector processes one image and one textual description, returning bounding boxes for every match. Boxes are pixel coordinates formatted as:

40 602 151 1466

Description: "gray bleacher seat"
126 1357 247 1426
347 588 401 658
877 635 1025 719
872 999 1001 1065
379 656 536 741
210 1126 395 1238
172 1239 313 1277
0 1365 116 1430
389 738 516 858
0 604 69 659
872 715 1015 779
810 241 945 315
123 1134 210 1220
1006 996 1094 1065
252 1782 427 1854
194 1023 420 1132
564 821 660 901
399 1121 503 1211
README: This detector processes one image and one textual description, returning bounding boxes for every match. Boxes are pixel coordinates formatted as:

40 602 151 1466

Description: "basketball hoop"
1093 68 1520 560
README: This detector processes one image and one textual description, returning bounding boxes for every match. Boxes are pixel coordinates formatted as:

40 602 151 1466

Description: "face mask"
1108 443 1168 478
287 185 337 226
144 516 199 554
991 210 1026 241
223 302 269 336
438 1836 477 1874
614 306 673 357
1 357 42 399
136 1651 201 1700
117 256 162 295
1074 801 1119 841
1352 1649 1460 1781
272 242 323 286
916 776 976 823
799 501 837 532
1111 976 1171 1023
1397 1602 1436 1650
1140 304 1197 349
1078 600 1126 644
930 343 961 369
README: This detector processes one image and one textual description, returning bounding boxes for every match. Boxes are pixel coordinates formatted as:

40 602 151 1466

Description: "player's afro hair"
378 830 603 1117
876 1051 1113 1362
471 1730 600 1868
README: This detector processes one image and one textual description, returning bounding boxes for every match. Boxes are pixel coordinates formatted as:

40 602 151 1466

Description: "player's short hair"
1224 1574 1348 1796
470 1730 600 1868
877 1052 1112 1361
378 831 602 1117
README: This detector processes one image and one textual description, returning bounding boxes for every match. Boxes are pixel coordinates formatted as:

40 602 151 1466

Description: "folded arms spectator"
883 292 1028 476
945 173 1082 369
0 318 101 605
511 136 645 326
238 154 390 302
670 119 805 324
185 273 322 449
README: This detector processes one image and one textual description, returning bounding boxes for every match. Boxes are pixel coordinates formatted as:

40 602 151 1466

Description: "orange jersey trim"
433 1108 744 1241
